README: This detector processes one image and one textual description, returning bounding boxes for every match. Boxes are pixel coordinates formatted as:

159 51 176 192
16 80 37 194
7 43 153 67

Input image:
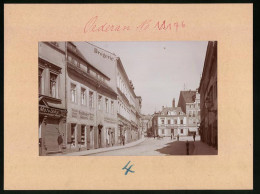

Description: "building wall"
38 42 67 155
157 115 187 137
66 42 117 151
199 41 218 148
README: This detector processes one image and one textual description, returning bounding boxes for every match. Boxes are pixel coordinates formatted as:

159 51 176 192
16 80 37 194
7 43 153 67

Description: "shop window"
71 84 77 103
111 101 114 114
50 73 58 98
81 125 85 145
89 91 94 108
71 124 76 146
81 88 86 105
98 95 102 110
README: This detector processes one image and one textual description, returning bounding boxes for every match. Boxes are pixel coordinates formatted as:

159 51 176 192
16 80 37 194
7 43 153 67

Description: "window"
181 129 183 133
50 73 58 98
89 91 94 108
39 68 44 94
81 88 86 105
71 84 76 103
161 119 165 124
168 120 171 124
111 101 114 114
81 125 85 145
180 119 183 124
174 119 177 124
98 95 102 110
105 98 109 113
162 129 165 134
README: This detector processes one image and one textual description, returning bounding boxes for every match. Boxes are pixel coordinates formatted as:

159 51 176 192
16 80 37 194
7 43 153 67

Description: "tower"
172 98 175 108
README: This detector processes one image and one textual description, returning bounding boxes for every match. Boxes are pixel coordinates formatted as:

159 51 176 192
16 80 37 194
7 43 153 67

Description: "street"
89 136 217 156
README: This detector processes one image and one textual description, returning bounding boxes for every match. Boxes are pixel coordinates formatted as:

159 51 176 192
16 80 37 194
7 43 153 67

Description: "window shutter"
77 124 81 143
67 123 71 143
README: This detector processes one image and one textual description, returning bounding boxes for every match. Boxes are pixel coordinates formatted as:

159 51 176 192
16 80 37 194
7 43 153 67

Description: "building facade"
152 98 188 137
141 114 152 137
178 90 201 135
198 41 218 149
73 42 142 145
38 42 67 156
66 42 117 151
39 41 143 155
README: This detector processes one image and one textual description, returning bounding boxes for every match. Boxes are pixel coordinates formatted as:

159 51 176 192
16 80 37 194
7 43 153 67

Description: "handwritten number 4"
122 161 135 175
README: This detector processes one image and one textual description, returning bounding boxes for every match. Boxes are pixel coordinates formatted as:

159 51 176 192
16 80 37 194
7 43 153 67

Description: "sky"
91 41 208 115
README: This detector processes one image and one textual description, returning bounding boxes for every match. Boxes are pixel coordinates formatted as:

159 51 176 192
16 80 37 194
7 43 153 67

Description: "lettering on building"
71 108 78 118
94 48 114 61
39 105 67 117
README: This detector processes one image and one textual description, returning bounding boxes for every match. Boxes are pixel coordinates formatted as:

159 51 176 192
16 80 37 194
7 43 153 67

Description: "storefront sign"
71 109 78 118
94 48 114 61
39 105 66 117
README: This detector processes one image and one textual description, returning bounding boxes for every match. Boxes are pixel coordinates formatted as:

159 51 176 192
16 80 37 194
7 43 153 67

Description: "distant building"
177 90 200 135
153 98 188 137
141 114 152 136
198 41 218 149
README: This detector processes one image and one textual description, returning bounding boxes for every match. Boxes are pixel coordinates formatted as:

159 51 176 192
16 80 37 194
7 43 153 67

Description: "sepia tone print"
38 41 217 156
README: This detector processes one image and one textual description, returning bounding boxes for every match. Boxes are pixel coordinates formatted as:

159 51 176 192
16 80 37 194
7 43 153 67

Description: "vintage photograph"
38 41 218 156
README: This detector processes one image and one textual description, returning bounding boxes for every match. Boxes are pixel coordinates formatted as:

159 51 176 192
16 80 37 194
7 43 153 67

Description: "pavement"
52 137 146 156
50 135 217 156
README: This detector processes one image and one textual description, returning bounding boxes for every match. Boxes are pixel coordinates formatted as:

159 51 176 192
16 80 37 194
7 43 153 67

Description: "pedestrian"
123 135 125 146
57 133 63 152
186 140 189 155
171 134 172 140
154 134 155 139
177 134 179 141
193 133 196 142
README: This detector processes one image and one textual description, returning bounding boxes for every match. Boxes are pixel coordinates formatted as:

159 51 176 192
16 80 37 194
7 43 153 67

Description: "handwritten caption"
84 16 185 33
122 161 135 175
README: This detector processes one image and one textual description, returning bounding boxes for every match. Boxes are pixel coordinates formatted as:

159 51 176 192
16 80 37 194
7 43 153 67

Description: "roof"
179 90 196 104
68 42 110 80
160 106 184 116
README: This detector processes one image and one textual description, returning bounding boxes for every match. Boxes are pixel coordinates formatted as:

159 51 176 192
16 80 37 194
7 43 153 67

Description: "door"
44 119 59 152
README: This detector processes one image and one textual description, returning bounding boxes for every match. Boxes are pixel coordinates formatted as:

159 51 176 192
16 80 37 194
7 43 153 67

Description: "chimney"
172 98 175 108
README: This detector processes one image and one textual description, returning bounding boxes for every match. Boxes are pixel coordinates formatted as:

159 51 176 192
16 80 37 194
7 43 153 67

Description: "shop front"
39 98 67 156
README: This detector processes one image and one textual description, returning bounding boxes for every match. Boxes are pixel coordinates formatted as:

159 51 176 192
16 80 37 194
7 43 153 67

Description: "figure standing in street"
193 133 196 142
57 133 63 152
123 135 125 146
177 134 179 141
186 140 189 155
171 134 172 140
